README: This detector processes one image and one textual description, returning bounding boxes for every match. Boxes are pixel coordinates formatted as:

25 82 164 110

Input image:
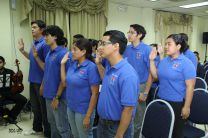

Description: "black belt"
100 118 120 125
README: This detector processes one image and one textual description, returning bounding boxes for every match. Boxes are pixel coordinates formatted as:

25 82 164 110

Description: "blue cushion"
183 124 205 138
142 102 172 138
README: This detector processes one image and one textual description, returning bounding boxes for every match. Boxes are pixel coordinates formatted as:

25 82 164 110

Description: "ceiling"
110 0 208 17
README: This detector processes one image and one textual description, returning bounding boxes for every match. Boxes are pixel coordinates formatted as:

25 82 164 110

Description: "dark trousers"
0 91 27 120
168 101 185 138
157 97 185 138
146 87 157 106
30 83 51 137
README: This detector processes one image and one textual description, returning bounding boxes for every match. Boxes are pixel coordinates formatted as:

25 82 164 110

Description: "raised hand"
149 47 158 61
157 44 164 55
95 48 102 64
18 38 24 52
61 52 69 64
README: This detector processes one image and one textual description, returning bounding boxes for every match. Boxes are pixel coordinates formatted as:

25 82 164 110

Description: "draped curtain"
20 0 108 48
155 11 193 48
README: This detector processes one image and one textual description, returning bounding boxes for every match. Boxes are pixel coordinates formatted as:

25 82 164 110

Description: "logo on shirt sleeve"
110 74 118 85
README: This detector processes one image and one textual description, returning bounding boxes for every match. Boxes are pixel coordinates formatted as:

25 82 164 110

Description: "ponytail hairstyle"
75 38 94 62
167 34 188 53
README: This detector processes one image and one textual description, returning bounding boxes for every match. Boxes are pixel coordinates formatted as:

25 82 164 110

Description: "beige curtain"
70 11 107 41
28 4 70 44
155 11 193 48
20 0 107 48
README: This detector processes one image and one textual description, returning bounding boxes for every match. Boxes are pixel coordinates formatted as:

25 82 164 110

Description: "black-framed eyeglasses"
98 40 112 47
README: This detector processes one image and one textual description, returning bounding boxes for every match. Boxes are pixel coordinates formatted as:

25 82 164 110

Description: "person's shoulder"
181 55 195 67
5 68 14 73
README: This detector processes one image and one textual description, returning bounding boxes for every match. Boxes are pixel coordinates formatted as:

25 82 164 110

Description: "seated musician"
0 56 27 123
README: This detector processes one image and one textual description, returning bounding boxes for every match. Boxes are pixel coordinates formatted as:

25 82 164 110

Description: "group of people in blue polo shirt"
17 19 196 138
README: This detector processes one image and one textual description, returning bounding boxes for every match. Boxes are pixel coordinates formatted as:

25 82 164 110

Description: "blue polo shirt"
65 59 100 114
43 46 68 100
29 37 50 84
123 42 151 84
184 49 197 69
97 59 139 121
157 54 196 102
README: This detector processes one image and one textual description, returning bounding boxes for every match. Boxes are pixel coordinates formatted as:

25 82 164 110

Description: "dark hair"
194 51 200 61
179 33 189 50
89 39 98 50
167 34 188 53
150 43 159 55
179 33 188 42
73 34 84 39
31 20 46 29
75 38 94 62
63 37 68 47
0 56 5 63
130 24 146 40
150 43 158 48
103 30 127 55
43 25 65 46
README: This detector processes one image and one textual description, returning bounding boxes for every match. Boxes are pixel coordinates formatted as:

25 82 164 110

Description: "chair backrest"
204 70 208 83
153 86 159 100
188 89 208 124
139 99 175 138
195 77 207 90
204 64 208 71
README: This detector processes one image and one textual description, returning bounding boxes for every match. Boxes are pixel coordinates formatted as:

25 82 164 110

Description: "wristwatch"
143 92 148 97
55 95 60 100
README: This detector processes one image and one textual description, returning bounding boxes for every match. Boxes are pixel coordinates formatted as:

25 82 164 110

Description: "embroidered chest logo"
79 69 86 75
172 62 181 69
110 74 118 85
136 52 142 59
51 54 57 61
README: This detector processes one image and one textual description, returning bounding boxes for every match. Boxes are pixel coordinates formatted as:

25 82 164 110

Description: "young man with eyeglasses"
18 20 51 137
123 24 152 138
95 30 139 138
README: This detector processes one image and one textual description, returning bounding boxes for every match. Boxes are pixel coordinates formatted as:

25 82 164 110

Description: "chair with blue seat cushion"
139 99 175 138
183 89 208 138
195 77 207 90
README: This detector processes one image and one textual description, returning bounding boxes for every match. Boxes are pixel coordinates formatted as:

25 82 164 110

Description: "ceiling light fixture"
179 1 208 8
150 0 158 1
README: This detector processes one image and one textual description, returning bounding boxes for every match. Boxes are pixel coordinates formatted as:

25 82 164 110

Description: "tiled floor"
0 113 44 138
1 112 208 138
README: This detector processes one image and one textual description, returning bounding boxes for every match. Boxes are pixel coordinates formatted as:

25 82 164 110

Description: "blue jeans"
46 99 71 138
97 119 133 138
67 107 95 138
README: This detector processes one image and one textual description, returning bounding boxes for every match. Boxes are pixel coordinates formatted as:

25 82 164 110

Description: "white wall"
0 0 13 68
106 2 155 45
191 16 208 62
0 0 30 98
107 1 208 61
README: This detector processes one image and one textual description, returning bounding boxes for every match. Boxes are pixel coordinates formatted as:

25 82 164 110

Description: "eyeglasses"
98 40 112 47
127 31 137 35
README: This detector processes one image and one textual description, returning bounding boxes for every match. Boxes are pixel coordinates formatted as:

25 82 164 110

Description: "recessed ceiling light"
179 2 208 8
150 0 158 1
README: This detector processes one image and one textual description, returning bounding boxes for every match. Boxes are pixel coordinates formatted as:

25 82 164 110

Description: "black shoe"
3 115 17 124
